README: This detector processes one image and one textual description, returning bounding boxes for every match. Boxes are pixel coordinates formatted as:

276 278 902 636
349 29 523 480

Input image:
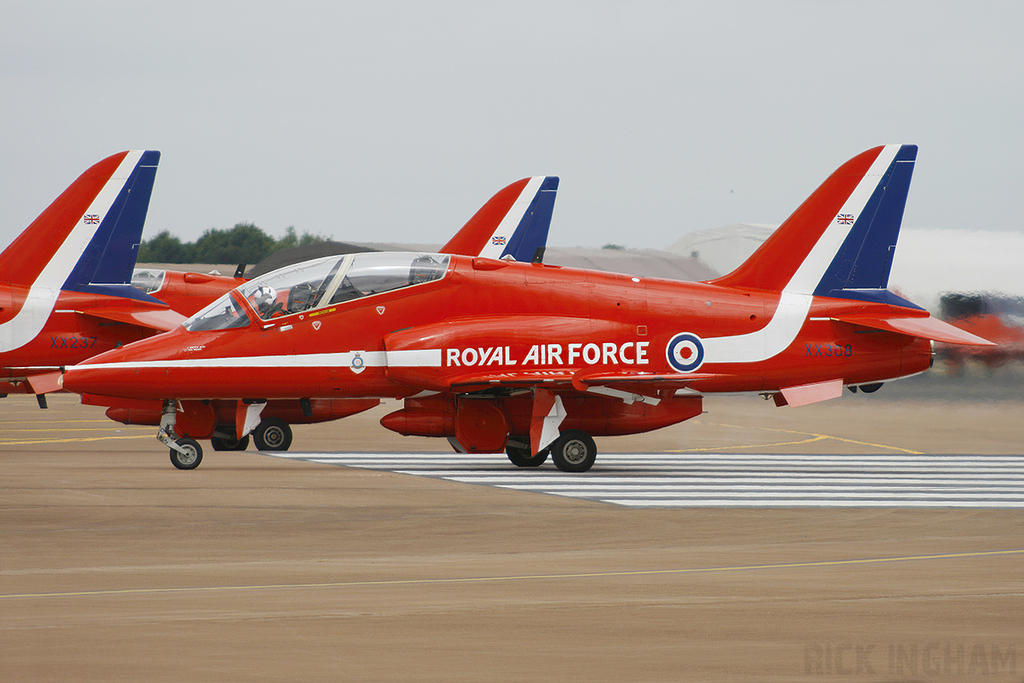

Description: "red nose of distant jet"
60 328 193 399
61 344 138 397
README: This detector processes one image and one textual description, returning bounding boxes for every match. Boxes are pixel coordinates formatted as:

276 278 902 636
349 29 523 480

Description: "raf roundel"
666 332 705 373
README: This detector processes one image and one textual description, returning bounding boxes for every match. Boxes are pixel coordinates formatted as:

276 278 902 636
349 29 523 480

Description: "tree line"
137 223 328 264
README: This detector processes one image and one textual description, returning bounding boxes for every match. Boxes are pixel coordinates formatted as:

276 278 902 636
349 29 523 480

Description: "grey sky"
3 1 1022 255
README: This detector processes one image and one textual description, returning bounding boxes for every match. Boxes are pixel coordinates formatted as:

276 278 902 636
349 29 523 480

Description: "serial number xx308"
805 343 853 358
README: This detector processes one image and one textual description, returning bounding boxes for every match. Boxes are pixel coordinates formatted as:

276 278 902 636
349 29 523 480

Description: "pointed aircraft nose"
61 345 133 397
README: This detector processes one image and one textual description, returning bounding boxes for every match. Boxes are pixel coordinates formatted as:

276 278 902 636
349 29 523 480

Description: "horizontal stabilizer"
832 313 995 346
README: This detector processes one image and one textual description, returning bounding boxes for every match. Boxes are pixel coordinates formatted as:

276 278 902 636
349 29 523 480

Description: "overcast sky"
3 1 1023 257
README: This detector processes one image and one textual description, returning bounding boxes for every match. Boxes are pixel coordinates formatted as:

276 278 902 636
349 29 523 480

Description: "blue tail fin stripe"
500 176 558 262
814 145 917 299
62 151 161 303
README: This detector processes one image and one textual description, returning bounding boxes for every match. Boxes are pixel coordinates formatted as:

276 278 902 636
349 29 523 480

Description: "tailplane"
711 145 917 304
441 176 559 262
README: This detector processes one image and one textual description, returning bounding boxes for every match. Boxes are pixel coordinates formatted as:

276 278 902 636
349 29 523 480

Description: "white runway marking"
259 452 1024 508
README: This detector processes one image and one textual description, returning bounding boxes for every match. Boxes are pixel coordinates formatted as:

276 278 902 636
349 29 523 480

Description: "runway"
2 387 1023 682
263 451 1024 508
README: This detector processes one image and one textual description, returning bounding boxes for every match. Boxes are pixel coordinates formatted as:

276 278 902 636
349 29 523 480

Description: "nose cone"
61 328 189 398
61 345 135 396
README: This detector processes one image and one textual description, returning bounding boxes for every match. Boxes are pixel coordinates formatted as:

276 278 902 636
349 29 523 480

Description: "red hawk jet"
0 151 180 403
2 150 557 436
62 146 991 471
69 175 561 453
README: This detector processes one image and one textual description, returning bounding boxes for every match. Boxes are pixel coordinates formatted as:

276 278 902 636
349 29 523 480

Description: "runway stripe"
261 452 1024 508
4 549 1021 600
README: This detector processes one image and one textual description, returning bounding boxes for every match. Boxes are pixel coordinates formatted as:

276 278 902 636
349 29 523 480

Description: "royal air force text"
445 342 650 368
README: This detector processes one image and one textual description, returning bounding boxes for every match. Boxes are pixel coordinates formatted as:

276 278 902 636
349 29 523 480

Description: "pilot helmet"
253 284 277 306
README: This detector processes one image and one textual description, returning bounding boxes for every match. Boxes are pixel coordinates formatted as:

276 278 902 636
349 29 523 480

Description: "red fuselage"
64 254 932 403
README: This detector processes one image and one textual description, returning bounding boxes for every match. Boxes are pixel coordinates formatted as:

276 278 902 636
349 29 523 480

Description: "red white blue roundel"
666 332 705 372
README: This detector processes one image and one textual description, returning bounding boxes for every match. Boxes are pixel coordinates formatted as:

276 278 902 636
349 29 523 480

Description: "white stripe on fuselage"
702 145 901 366
0 151 144 354
476 176 544 259
77 349 442 371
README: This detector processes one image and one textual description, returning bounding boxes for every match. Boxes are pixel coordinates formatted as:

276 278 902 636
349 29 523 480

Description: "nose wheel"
169 437 203 470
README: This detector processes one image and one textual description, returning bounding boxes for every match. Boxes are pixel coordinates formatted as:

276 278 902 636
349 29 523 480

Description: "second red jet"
63 145 992 471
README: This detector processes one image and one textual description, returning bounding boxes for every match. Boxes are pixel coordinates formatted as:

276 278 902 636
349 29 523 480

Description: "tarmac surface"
2 370 1023 682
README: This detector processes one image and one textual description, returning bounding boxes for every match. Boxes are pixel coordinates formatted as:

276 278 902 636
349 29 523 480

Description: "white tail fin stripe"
785 144 901 295
700 145 903 366
0 152 144 353
477 176 545 259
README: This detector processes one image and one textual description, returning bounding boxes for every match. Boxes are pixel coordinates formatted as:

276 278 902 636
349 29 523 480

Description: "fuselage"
63 253 932 401
0 288 170 369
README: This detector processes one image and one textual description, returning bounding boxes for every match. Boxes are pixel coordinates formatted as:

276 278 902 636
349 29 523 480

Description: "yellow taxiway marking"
2 420 131 425
3 549 1020 600
3 428 150 433
0 435 153 446
677 422 924 455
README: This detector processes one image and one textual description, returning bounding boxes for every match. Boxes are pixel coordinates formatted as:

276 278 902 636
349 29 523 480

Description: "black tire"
170 437 203 470
859 382 883 394
211 434 250 451
253 417 292 451
550 430 597 473
505 442 549 468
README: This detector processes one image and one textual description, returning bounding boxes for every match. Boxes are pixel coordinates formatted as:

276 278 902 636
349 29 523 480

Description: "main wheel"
169 437 203 470
550 430 597 473
506 442 549 467
253 417 292 451
211 434 250 451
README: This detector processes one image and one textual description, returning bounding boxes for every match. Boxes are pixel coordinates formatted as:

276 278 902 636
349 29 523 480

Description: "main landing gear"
504 430 598 473
252 417 293 451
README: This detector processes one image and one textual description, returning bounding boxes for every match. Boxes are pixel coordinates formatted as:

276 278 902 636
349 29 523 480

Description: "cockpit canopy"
183 252 450 332
131 268 167 294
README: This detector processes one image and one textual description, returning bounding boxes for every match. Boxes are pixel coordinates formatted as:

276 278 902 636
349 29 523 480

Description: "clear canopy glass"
182 252 450 330
131 268 166 294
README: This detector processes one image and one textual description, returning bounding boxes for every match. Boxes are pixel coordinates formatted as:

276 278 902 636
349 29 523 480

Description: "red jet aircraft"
63 145 992 471
0 151 248 406
72 175 561 454
2 150 557 445
0 150 182 403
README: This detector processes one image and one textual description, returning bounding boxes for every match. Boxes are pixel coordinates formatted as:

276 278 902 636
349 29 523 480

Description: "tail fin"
0 150 161 300
441 176 559 261
711 145 917 304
